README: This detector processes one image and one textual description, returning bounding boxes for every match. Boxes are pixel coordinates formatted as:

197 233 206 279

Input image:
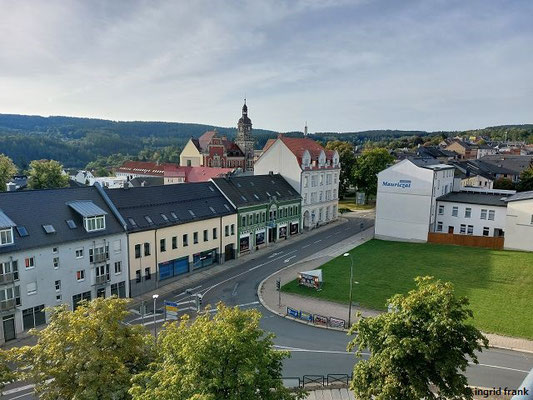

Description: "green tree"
27 159 69 189
326 141 355 198
493 177 515 190
95 167 110 177
352 148 394 196
0 348 16 393
12 298 153 400
347 276 488 400
0 154 17 192
517 164 533 192
130 304 304 400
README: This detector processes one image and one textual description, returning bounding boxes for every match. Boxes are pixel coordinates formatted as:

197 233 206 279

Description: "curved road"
3 214 532 398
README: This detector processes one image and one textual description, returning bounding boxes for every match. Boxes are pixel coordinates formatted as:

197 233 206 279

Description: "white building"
375 159 455 242
435 189 510 237
504 191 533 252
254 135 340 230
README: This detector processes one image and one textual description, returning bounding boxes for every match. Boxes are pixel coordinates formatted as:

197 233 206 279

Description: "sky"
0 0 532 133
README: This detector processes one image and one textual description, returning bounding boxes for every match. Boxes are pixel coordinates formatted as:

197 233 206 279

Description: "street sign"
164 300 179 317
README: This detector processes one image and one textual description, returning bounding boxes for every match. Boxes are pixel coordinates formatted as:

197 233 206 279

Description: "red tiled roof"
163 165 187 177
116 161 177 176
198 131 217 151
186 167 234 182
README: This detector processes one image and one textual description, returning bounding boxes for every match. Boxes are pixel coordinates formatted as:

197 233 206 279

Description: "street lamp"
152 294 159 343
343 252 354 327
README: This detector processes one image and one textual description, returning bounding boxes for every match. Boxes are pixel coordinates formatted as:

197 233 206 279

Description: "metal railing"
281 374 352 388
91 252 109 263
0 298 16 311
0 272 14 285
94 275 110 285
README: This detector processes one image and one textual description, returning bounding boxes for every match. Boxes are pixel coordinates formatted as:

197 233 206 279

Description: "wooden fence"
427 232 504 250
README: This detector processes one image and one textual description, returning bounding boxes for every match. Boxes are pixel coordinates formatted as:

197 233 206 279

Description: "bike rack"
327 374 349 386
303 375 325 387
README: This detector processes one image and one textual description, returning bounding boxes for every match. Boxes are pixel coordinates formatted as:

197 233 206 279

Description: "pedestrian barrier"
286 307 346 329
327 374 350 386
282 373 353 388
303 375 325 387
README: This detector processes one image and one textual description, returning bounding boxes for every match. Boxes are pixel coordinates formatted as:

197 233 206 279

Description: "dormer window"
84 215 105 232
302 151 311 168
0 228 13 246
318 151 326 167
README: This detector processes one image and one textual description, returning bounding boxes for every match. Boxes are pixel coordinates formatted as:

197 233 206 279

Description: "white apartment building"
504 191 533 252
254 135 340 230
0 186 129 344
375 159 455 242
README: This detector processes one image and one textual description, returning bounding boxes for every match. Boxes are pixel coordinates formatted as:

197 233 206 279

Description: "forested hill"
0 113 531 169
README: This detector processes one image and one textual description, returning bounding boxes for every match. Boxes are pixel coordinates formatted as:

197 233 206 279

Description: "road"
3 213 532 398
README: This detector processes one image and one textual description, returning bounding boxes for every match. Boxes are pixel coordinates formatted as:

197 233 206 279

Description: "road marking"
474 363 529 374
301 244 311 249
207 301 260 312
314 239 322 243
284 255 296 263
232 283 239 296
268 252 283 259
129 308 140 315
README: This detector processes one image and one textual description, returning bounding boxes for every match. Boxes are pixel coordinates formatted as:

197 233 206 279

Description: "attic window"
170 212 178 220
66 220 77 229
209 186 215 192
84 216 105 232
236 183 242 188
241 195 248 202
253 194 260 200
16 226 29 237
0 228 14 246
43 225 56 234
276 191 281 196
271 180 276 184
188 210 196 217
224 204 231 211
209 206 216 214
145 216 154 225
128 218 137 227
161 214 169 222
250 182 255 186
266 191 271 197
287 190 293 195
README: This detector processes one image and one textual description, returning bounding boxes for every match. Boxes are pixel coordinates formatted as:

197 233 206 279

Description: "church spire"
242 98 247 116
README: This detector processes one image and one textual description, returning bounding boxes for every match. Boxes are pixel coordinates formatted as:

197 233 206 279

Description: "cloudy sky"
1 0 532 132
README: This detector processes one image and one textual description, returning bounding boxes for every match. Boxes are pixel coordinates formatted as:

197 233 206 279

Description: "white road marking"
314 239 322 243
268 252 283 259
475 363 530 374
301 244 311 249
207 301 260 312
231 283 239 296
284 255 296 263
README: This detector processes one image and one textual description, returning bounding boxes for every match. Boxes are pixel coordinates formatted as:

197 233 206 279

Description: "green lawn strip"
281 239 533 339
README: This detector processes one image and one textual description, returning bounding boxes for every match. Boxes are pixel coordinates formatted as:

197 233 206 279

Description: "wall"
0 233 128 344
179 140 203 167
300 169 340 228
435 201 506 237
254 140 302 193
504 198 533 251
428 232 504 249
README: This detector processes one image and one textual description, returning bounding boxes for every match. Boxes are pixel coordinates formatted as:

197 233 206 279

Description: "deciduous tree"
352 148 394 196
347 276 488 400
0 348 16 393
27 159 69 189
130 304 304 400
12 298 153 400
326 141 355 199
0 154 17 192
517 164 533 192
493 177 515 190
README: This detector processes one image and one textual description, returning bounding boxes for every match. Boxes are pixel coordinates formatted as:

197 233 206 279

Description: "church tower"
235 99 255 171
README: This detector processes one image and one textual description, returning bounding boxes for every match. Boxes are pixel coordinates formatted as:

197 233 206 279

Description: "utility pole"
343 252 354 327
152 294 159 344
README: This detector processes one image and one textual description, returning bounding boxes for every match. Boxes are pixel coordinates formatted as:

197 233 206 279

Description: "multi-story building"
105 183 238 296
375 159 455 242
0 186 129 344
254 135 340 230
212 174 302 256
504 191 533 252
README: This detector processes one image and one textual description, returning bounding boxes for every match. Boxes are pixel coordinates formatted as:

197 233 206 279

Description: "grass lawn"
338 199 375 211
282 239 533 339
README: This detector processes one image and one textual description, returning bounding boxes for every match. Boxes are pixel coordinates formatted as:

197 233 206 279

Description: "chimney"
6 182 16 191
269 171 273 176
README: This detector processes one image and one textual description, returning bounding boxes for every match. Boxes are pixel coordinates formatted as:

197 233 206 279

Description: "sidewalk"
258 228 533 354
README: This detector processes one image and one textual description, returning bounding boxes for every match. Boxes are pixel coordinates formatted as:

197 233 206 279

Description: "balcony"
0 273 14 285
91 252 109 264
0 299 15 311
94 275 110 286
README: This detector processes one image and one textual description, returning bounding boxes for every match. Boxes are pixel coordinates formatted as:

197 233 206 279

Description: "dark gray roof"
212 174 301 208
416 146 458 159
437 191 510 207
505 191 533 202
68 201 108 218
105 182 235 232
0 210 16 229
128 176 164 188
0 186 125 254
408 157 443 167
479 155 533 175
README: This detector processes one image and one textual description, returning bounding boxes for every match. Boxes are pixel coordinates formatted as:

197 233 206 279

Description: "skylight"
170 212 178 220
266 191 271 197
250 181 255 186
145 216 154 225
241 195 247 202
209 206 216 214
66 220 77 229
224 204 231 211
16 226 28 237
236 183 242 187
209 186 215 192
43 225 56 234
253 194 260 200
128 218 137 227
188 210 196 217
276 191 281 196
161 214 169 222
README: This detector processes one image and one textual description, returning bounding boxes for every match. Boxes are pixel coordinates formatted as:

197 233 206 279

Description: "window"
16 226 28 237
231 224 235 235
437 222 443 232
225 225 229 237
26 281 37 295
438 205 444 215
56 294 62 302
241 216 246 227
144 216 154 225
193 232 198 244
172 236 177 249
0 286 21 307
111 281 126 298
452 206 458 217
114 261 121 274
25 257 35 269
183 234 188 247
135 244 141 258
89 245 108 263
213 228 217 240
55 280 61 292
113 240 121 252
145 267 151 280
53 257 59 269
84 215 105 232
76 270 85 281
72 291 91 310
467 225 474 235
460 224 466 234
483 227 490 237
52 247 58 254
203 230 208 242
480 209 487 220
144 243 150 256
465 208 471 218
0 228 14 246
303 193 308 204
160 238 166 252
488 210 495 221
22 305 45 330
0 260 18 281
75 248 84 258
136 270 141 283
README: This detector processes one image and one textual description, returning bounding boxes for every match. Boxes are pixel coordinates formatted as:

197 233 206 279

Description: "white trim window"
488 210 495 221
84 215 105 232
465 208 472 218
25 257 35 269
76 270 85 282
436 222 443 232
452 207 458 217
480 209 487 220
27 281 37 295
438 205 444 215
0 228 13 246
